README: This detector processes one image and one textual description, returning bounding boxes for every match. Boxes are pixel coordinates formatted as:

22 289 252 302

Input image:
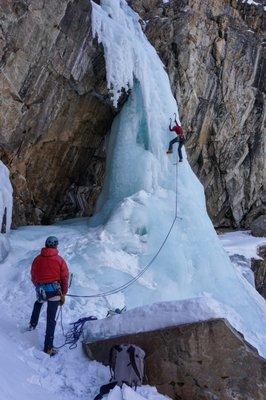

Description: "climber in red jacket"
166 115 186 162
28 236 69 356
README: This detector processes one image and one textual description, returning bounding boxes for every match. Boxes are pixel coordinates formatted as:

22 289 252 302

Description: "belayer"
166 114 186 162
28 236 69 356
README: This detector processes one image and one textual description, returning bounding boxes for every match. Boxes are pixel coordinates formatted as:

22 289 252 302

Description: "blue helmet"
45 236 59 248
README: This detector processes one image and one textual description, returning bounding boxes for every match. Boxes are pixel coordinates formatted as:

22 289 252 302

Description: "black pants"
168 137 185 161
94 382 117 400
30 300 60 350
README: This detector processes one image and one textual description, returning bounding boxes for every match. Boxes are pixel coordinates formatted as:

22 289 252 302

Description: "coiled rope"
55 306 97 349
67 149 180 299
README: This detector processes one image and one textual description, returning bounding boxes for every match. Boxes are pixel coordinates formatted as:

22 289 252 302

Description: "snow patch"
85 297 266 356
219 230 266 259
0 160 13 261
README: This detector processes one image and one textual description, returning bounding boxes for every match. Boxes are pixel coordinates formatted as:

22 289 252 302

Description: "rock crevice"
0 0 120 226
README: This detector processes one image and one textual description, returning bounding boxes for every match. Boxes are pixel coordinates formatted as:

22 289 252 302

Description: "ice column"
0 161 13 261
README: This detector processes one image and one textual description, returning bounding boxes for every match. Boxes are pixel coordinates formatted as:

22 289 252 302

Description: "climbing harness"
66 147 180 300
55 306 97 350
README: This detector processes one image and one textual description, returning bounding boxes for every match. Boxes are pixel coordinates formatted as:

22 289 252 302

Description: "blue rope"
55 307 97 350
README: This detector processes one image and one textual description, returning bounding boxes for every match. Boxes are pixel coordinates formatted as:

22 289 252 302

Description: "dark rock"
251 244 266 299
84 318 266 400
250 215 266 237
0 0 124 226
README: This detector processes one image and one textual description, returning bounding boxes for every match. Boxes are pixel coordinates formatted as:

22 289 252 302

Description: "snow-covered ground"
0 1 265 399
0 220 173 400
0 220 265 400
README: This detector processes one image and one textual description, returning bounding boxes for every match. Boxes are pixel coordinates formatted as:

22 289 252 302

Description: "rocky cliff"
0 0 265 228
129 0 266 228
0 0 120 226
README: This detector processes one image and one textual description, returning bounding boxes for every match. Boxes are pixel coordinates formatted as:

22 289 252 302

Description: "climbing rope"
67 149 180 299
55 306 97 349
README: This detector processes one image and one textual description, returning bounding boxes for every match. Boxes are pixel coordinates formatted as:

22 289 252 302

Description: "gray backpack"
109 344 145 388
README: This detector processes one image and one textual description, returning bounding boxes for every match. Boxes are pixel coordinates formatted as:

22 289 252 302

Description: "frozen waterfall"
82 0 266 356
0 161 13 261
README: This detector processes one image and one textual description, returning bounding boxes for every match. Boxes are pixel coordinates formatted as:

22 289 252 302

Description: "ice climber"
28 236 69 356
166 116 185 162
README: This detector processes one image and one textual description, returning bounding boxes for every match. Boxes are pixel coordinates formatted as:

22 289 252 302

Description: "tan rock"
85 318 266 400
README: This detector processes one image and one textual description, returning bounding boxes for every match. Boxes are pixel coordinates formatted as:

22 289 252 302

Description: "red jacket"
31 248 69 295
169 123 185 139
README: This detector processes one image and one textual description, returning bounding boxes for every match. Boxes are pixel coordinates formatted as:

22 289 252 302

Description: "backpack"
109 344 145 388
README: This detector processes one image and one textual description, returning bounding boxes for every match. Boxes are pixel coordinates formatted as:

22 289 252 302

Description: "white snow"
85 296 258 343
241 0 266 10
243 0 259 6
219 230 266 288
0 160 13 261
219 230 266 259
0 220 170 400
107 385 169 400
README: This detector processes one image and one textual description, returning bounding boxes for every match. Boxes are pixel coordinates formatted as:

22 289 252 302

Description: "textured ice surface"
0 160 12 261
87 0 266 356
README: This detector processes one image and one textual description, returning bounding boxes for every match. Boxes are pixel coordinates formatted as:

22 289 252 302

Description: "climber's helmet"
45 236 59 248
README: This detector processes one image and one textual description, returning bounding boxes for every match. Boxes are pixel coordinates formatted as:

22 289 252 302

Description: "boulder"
251 244 266 299
251 215 266 237
84 318 266 400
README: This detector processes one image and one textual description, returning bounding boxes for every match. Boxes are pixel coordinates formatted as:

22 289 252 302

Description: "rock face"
252 244 266 298
0 0 121 226
251 215 266 237
85 318 266 400
0 0 265 228
129 0 266 228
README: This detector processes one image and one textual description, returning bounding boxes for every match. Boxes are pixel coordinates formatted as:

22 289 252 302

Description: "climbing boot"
166 150 173 154
44 347 58 357
179 159 183 162
26 323 36 331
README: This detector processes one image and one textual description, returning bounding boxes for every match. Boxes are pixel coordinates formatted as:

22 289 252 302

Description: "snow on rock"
219 230 266 259
219 230 266 286
0 160 13 261
243 0 260 6
85 296 264 352
106 384 169 400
